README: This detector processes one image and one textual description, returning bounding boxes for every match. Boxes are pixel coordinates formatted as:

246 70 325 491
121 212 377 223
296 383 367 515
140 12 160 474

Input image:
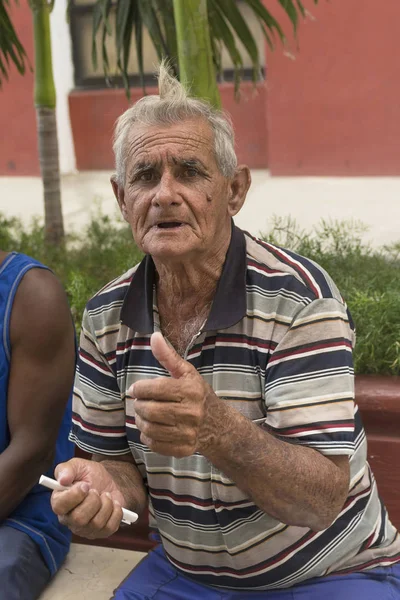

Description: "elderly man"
52 66 400 599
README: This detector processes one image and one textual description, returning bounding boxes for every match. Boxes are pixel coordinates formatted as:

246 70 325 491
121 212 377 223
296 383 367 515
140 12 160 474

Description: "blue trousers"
0 524 50 600
112 544 400 600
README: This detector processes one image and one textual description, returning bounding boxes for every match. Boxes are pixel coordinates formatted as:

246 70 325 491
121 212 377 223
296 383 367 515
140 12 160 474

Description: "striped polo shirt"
70 224 400 590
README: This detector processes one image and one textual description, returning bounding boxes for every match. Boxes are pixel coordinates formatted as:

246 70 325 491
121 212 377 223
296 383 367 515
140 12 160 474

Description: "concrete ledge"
355 375 400 528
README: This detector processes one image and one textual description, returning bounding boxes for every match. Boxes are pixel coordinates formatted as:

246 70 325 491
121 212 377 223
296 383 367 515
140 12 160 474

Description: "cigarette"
39 475 138 525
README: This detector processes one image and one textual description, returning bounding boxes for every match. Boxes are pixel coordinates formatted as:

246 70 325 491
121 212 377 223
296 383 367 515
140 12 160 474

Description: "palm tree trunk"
31 0 64 245
172 0 221 108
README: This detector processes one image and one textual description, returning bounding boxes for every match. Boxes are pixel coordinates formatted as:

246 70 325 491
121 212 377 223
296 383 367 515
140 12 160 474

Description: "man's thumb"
151 332 192 379
55 458 84 487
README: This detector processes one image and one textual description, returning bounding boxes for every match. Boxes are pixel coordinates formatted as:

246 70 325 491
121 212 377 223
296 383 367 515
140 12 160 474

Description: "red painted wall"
266 0 400 175
69 82 268 172
0 3 39 175
3 0 400 176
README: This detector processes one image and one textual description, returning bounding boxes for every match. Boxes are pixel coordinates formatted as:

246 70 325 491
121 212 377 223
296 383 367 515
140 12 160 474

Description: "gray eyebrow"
172 157 209 171
128 156 211 180
128 160 160 178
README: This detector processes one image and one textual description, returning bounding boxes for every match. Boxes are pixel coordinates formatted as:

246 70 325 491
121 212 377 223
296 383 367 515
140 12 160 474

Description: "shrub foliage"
1 213 399 375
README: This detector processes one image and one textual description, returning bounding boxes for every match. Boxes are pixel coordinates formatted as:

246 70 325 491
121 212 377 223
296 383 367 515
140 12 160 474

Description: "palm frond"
115 0 135 97
91 0 112 79
208 0 243 94
0 0 28 87
90 0 176 96
153 0 178 77
90 0 319 99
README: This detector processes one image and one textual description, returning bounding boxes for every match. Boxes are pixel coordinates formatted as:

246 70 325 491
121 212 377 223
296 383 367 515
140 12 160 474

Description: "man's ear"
110 175 128 221
227 165 251 217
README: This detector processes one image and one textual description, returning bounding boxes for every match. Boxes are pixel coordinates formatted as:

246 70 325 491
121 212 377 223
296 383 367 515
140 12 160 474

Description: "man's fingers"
150 332 192 379
140 434 195 458
131 377 182 403
62 489 102 529
134 400 178 426
130 375 200 405
102 499 124 536
57 491 123 538
135 414 176 442
134 397 202 428
87 492 118 532
51 482 90 516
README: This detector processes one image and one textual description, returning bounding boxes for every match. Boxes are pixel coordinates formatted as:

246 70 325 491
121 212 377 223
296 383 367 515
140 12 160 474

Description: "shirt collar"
120 222 247 333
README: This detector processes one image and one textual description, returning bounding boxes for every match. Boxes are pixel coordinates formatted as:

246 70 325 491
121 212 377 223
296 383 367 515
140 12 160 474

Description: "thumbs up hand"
129 332 220 458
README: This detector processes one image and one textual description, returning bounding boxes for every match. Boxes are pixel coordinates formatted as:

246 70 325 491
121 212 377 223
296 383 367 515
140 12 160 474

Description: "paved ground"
1 171 400 247
39 544 146 600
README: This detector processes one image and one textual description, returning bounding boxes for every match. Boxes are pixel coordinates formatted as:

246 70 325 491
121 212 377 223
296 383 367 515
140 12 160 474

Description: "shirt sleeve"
69 307 130 456
264 297 356 456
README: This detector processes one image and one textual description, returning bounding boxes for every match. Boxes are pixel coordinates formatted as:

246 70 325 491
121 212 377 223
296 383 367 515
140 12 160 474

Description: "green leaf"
216 0 259 72
243 0 286 48
153 0 178 77
99 0 112 36
91 0 112 78
137 0 168 60
0 0 27 86
91 1 104 72
207 2 222 78
278 0 299 32
115 0 131 58
134 3 145 92
295 0 306 18
115 0 136 98
208 0 243 93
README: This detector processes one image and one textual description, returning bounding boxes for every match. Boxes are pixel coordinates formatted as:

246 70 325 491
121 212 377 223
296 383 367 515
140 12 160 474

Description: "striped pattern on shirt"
70 225 400 590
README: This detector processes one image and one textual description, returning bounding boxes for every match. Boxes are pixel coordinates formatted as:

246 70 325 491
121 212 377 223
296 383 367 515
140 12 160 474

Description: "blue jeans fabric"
0 524 51 600
112 544 400 600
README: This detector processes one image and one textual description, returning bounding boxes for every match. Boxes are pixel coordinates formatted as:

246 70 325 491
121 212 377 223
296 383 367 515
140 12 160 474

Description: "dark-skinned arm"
0 268 75 521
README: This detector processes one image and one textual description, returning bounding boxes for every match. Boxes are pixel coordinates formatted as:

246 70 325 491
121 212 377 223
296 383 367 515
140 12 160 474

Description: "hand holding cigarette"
47 458 137 540
39 475 138 525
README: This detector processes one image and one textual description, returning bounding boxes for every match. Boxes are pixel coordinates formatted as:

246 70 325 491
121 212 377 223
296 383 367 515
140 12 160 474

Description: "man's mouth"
156 222 184 229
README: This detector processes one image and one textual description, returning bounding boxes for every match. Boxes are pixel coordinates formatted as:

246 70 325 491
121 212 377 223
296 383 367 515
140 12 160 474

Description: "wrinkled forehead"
126 118 216 167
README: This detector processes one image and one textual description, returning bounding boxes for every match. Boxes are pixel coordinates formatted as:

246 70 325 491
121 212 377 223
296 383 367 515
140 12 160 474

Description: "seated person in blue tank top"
0 250 75 600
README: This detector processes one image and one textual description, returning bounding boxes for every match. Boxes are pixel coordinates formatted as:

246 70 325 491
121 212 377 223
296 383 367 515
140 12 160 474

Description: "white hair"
113 62 237 185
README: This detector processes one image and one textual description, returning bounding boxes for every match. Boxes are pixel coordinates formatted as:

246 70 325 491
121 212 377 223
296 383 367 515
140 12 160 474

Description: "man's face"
112 118 245 261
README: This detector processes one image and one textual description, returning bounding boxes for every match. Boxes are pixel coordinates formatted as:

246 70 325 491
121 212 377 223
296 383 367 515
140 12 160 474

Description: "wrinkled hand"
50 458 125 539
130 332 219 458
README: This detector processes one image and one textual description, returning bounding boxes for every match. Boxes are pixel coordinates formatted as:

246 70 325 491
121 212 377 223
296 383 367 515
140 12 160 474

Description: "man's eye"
184 167 198 178
139 171 154 181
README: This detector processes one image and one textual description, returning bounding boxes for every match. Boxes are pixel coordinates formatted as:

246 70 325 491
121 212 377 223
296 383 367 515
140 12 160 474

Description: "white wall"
50 0 76 174
0 172 399 248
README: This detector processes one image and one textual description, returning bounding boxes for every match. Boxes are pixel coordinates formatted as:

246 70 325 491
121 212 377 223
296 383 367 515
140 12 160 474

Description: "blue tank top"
0 252 74 576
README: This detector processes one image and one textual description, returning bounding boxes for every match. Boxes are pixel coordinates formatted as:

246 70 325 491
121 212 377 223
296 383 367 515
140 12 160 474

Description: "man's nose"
152 172 182 207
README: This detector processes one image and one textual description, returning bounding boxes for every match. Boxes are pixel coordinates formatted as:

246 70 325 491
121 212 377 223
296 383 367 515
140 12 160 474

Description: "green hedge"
261 217 400 376
0 212 142 337
1 213 399 376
